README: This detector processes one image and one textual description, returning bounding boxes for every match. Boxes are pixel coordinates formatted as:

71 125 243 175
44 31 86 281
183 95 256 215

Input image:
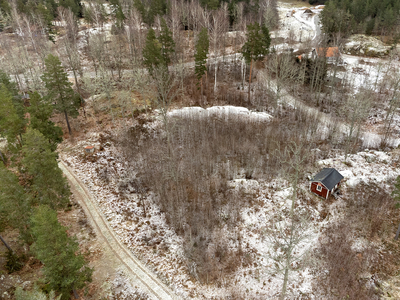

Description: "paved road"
59 160 180 300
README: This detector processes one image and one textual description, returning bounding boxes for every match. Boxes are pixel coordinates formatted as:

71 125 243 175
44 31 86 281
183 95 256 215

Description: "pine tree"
0 71 25 124
15 285 61 300
0 70 19 96
0 85 25 148
27 92 63 152
143 28 163 75
0 163 31 243
109 0 126 29
41 54 80 136
194 28 209 91
241 22 271 101
159 18 175 66
22 128 70 209
59 0 82 17
30 205 92 300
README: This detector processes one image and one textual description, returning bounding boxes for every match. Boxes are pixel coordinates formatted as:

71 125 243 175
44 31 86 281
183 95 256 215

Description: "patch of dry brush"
316 183 400 299
122 108 327 285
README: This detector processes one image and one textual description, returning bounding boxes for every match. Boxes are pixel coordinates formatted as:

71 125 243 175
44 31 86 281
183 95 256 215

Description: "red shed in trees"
310 168 344 199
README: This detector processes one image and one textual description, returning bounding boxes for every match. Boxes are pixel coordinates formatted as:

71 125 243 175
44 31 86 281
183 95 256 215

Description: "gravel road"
59 160 180 300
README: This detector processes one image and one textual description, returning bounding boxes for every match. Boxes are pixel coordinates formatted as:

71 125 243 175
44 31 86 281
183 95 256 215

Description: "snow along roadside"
59 160 180 300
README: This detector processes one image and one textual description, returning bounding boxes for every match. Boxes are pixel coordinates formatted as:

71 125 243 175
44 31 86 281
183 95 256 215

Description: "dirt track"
59 160 179 300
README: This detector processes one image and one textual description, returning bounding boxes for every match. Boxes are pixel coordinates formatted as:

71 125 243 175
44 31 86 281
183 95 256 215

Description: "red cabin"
310 168 344 199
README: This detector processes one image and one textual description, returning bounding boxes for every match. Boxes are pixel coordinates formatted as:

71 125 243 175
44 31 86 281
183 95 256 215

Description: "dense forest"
320 0 400 38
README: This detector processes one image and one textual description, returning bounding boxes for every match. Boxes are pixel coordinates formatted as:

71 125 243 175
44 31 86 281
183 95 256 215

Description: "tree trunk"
200 75 203 105
214 59 217 102
141 195 146 217
395 223 400 240
206 70 208 104
0 150 5 164
280 267 289 300
72 69 86 119
0 235 13 252
64 110 72 135
248 59 253 102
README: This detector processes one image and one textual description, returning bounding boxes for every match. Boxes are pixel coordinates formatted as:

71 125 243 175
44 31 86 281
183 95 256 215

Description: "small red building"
85 145 95 153
310 168 344 199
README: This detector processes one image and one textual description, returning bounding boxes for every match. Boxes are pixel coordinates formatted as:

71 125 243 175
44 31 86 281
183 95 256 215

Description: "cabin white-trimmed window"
316 185 322 192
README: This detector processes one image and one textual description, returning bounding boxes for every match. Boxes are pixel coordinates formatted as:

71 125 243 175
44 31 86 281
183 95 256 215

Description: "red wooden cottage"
310 168 344 199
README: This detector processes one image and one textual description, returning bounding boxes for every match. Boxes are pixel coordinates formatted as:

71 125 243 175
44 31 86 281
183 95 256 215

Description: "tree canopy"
30 205 92 300
159 18 175 66
0 163 30 241
143 28 164 75
320 0 400 37
22 128 70 209
241 22 271 64
42 54 80 135
27 91 63 152
194 28 209 85
0 84 25 148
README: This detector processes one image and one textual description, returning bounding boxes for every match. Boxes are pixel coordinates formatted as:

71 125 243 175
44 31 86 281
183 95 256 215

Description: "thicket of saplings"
316 182 400 299
121 102 339 283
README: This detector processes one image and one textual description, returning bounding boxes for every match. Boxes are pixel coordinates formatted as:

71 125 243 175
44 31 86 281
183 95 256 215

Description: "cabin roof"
316 47 340 58
311 168 344 190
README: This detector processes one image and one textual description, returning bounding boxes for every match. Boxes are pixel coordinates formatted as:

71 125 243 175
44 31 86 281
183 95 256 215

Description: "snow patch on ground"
168 106 273 122
113 270 151 300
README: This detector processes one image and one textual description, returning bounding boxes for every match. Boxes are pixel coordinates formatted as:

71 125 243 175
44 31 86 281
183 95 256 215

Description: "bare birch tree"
58 8 83 90
266 53 299 113
210 6 228 98
340 88 372 160
125 6 143 66
270 142 311 300
381 70 400 146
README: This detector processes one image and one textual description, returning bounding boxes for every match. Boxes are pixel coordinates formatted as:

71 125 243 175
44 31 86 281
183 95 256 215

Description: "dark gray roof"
311 168 344 191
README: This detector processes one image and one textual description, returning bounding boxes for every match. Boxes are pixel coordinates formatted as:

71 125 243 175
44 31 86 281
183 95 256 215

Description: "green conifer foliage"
59 0 82 17
241 22 271 64
109 0 126 29
27 92 63 152
41 54 80 135
194 28 209 87
0 71 26 149
320 0 400 36
0 85 25 147
0 164 31 242
159 18 175 66
15 285 61 300
143 28 163 74
241 22 270 101
22 129 70 209
0 70 19 96
30 205 92 300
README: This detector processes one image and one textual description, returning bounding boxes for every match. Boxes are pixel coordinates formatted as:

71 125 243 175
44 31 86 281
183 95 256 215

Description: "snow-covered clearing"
275 3 321 44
